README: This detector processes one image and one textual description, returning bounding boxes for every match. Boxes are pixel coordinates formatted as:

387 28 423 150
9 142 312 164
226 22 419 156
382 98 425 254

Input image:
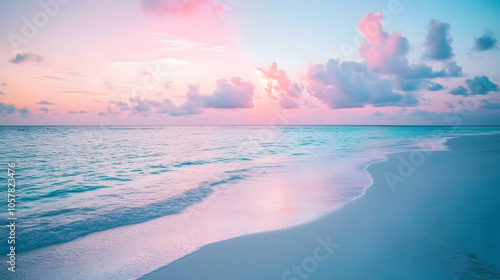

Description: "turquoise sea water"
0 126 499 279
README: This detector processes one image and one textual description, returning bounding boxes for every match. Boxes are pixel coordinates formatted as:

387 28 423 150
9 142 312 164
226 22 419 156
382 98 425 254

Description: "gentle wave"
12 174 245 252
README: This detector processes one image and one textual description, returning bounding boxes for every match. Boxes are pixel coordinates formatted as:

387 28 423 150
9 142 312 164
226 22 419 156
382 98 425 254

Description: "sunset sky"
1 0 500 125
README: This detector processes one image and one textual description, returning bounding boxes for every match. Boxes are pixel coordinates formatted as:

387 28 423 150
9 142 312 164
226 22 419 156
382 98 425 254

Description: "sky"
1 0 500 125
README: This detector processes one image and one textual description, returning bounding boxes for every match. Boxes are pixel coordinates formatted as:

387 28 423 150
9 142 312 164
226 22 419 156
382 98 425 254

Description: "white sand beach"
141 134 500 280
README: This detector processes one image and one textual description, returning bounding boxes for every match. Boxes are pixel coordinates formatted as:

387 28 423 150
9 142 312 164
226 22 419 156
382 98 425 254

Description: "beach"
141 133 500 280
3 1 500 279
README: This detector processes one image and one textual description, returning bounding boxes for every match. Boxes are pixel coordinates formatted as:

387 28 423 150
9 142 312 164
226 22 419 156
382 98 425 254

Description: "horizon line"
1 124 500 127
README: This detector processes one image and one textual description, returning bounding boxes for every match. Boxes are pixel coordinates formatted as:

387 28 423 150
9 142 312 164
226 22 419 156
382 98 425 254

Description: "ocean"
1 125 499 279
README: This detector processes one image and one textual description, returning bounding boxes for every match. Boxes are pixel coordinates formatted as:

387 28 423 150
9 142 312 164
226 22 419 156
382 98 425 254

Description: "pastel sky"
1 0 500 125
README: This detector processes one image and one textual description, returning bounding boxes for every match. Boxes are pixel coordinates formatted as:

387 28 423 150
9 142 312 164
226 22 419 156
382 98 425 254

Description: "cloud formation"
9 51 43 64
124 96 195 117
465 76 498 95
427 82 444 91
306 59 418 109
302 12 466 110
449 85 468 96
109 100 130 111
109 77 255 117
356 12 460 80
19 107 30 118
0 102 17 115
423 20 454 60
357 11 409 70
395 80 445 92
474 31 498 51
193 77 255 109
258 62 304 109
37 100 56 105
449 76 498 96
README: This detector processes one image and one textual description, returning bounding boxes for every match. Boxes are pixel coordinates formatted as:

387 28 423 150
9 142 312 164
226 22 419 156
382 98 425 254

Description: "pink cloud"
356 12 460 80
257 62 304 109
357 11 408 68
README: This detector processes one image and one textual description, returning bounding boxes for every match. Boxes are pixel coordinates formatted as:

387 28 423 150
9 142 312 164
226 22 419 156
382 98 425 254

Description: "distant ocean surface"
1 126 499 279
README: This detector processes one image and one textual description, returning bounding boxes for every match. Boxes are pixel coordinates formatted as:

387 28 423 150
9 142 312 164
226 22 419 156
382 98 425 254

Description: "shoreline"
140 133 500 280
